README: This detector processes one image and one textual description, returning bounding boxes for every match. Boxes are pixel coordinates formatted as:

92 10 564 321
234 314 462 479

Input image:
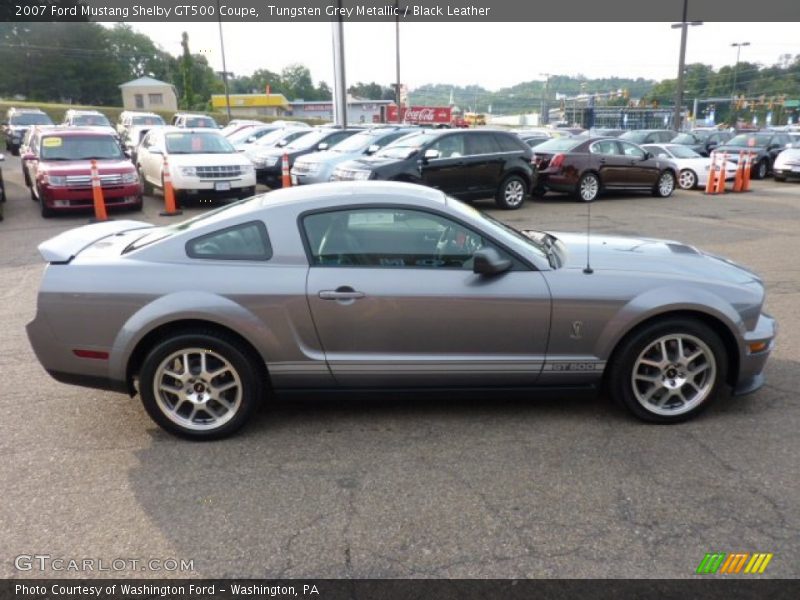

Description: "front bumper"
40 184 142 211
773 166 800 179
734 312 777 396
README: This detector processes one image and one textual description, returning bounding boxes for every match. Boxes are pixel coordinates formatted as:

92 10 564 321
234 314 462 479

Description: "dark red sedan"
532 136 678 202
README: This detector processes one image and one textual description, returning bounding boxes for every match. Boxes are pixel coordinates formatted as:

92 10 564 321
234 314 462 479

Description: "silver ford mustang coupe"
27 182 776 439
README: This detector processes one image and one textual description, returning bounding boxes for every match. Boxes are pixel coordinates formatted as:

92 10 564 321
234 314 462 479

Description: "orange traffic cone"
89 159 109 222
160 156 183 216
714 152 727 194
281 152 291 188
733 152 744 192
705 152 718 195
741 152 752 192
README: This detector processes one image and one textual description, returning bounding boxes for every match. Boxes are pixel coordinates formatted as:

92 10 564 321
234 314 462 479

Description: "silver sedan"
27 182 776 439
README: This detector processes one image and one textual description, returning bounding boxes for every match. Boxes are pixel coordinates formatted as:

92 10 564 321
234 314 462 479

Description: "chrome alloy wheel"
580 174 599 201
631 334 716 416
658 172 675 196
504 179 525 207
678 169 697 189
153 348 242 431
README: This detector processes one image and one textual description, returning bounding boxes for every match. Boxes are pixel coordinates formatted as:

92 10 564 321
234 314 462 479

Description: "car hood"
296 149 362 165
337 155 399 170
552 232 761 284
166 153 251 167
714 144 766 155
40 159 135 174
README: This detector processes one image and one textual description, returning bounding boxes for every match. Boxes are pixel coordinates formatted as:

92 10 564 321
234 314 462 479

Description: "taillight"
549 153 566 170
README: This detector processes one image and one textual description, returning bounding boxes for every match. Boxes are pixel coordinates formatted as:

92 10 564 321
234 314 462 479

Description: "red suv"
23 128 142 217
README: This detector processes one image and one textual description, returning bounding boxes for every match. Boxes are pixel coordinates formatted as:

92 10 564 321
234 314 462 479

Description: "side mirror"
366 144 380 155
317 142 329 151
246 136 256 143
423 148 441 161
643 151 653 160
473 248 512 276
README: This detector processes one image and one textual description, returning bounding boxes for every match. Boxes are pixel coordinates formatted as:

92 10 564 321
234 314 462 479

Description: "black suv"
3 108 54 155
713 131 794 179
670 129 733 156
331 129 535 209
256 127 362 188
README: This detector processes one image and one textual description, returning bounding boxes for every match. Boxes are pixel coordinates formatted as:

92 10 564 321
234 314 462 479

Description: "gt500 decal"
543 362 605 372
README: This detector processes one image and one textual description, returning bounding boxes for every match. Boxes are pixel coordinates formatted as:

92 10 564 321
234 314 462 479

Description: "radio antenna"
583 200 594 274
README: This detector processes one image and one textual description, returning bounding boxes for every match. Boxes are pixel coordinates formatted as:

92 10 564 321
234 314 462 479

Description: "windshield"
534 137 582 152
329 131 379 153
285 130 330 150
131 115 165 126
727 133 772 147
11 113 53 126
672 133 701 144
255 129 311 148
165 132 234 154
375 132 438 159
185 116 217 128
228 127 273 145
40 134 123 160
666 145 702 159
72 114 111 127
619 131 648 143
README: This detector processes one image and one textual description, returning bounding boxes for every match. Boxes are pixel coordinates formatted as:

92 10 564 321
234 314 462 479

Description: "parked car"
518 135 552 148
62 110 117 137
669 130 732 157
26 181 776 439
3 107 54 155
619 129 676 144
291 127 416 185
713 131 794 179
245 128 315 176
136 127 256 205
532 136 678 202
332 129 535 209
226 125 284 151
587 128 624 138
219 119 263 137
253 127 361 188
772 147 800 182
171 113 219 129
22 128 142 217
642 143 738 190
117 111 165 137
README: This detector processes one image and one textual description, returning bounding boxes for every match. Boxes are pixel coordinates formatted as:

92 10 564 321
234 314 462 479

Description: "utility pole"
731 42 750 100
215 0 232 121
671 0 702 131
540 73 551 125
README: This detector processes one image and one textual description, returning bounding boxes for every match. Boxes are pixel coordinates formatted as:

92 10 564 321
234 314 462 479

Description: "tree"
280 64 316 100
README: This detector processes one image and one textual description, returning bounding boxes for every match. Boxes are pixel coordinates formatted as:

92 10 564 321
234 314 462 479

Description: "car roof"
160 126 224 134
40 127 116 137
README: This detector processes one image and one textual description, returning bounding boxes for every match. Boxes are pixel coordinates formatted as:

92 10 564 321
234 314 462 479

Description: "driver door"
302 207 551 387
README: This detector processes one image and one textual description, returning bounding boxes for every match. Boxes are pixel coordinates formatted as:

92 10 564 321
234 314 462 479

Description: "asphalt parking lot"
1 154 798 579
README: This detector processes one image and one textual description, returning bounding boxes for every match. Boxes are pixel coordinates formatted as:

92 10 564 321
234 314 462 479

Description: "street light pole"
671 0 702 132
331 0 347 127
395 0 401 122
215 0 232 121
540 73 551 126
731 42 750 99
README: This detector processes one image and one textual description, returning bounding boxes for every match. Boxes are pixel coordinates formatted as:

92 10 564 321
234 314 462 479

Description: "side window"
429 134 465 158
620 142 646 158
186 221 272 261
591 140 619 155
326 132 352 146
465 133 499 155
375 131 408 148
302 208 508 269
647 146 669 159
494 133 526 152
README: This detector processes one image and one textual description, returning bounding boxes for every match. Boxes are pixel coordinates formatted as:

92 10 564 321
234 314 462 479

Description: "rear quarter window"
494 133 528 152
186 221 272 261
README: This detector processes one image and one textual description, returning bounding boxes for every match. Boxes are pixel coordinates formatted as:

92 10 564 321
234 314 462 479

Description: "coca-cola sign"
387 105 452 124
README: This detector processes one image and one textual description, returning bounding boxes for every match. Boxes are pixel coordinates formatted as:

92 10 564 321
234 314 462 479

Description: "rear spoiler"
38 220 154 264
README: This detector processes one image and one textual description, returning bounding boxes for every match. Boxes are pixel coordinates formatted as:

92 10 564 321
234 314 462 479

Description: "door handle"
319 287 365 300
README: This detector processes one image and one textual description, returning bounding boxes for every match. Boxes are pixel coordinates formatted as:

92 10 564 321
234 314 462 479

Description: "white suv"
62 110 117 137
171 113 219 129
136 127 256 205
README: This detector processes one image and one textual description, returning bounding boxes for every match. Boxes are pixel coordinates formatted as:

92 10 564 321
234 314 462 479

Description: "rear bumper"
538 171 577 192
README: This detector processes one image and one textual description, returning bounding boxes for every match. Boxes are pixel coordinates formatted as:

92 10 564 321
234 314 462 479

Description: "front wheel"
139 331 263 440
575 172 600 202
652 170 676 197
138 165 153 194
678 169 697 190
753 159 768 180
495 174 527 210
608 318 728 423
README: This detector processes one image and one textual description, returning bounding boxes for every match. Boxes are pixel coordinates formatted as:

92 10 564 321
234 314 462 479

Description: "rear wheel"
138 165 153 194
652 170 676 197
753 159 768 180
678 169 697 190
139 331 262 440
495 174 527 210
576 172 600 202
608 318 727 423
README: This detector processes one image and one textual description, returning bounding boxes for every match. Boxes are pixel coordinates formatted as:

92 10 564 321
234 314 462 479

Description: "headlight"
121 171 138 184
180 166 197 177
240 164 254 173
44 174 67 186
353 170 372 180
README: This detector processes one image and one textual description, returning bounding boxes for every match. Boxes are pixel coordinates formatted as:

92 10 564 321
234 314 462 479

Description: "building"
119 77 178 112
289 96 393 123
211 93 291 117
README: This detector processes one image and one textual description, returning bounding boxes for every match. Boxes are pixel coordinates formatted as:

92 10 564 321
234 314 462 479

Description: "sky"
124 22 800 91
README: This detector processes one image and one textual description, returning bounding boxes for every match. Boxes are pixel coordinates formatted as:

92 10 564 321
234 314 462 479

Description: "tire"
138 165 153 194
495 174 527 210
677 169 697 190
608 318 728 424
23 166 31 188
39 191 53 218
10 145 20 157
138 331 263 440
575 172 600 202
753 159 768 180
238 186 256 200
652 170 676 198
